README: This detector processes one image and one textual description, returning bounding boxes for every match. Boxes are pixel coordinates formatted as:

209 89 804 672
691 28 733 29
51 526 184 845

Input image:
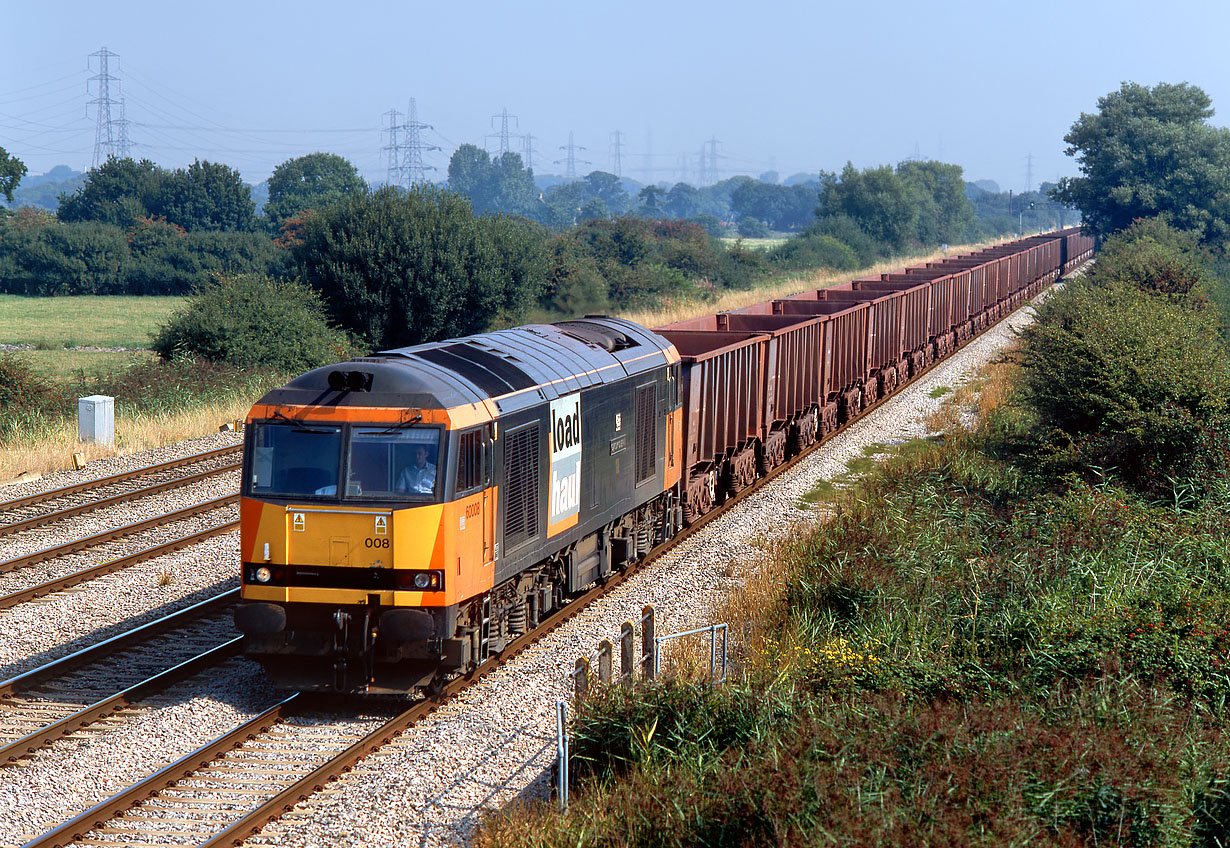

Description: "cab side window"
456 429 483 493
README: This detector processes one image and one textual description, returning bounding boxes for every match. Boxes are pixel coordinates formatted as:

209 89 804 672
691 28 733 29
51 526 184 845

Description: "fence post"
710 625 717 682
556 699 569 813
620 622 634 687
642 605 655 680
574 657 589 702
598 639 613 685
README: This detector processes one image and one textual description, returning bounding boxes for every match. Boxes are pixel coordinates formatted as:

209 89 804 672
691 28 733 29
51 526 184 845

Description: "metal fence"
555 607 729 811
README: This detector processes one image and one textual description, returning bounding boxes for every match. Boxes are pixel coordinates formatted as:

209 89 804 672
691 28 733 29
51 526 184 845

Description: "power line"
487 107 519 156
402 98 439 185
555 131 589 180
88 47 129 166
610 130 624 178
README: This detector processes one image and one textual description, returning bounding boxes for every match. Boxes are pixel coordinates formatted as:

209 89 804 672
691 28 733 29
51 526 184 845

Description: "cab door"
453 426 496 600
482 425 495 566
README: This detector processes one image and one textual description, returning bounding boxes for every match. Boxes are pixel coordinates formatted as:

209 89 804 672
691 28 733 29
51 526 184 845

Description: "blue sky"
4 0 1226 191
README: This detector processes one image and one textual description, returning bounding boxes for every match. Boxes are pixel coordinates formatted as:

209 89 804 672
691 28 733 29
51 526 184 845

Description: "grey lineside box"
78 395 115 446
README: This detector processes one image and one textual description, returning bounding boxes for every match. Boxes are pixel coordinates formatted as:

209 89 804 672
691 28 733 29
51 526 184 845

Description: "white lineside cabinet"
78 395 115 445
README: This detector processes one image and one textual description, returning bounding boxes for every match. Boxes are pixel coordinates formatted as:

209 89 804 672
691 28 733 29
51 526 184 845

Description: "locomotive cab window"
347 427 441 499
249 423 343 498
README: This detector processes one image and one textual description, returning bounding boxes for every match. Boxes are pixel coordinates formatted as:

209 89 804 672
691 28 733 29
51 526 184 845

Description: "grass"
0 294 266 483
719 235 789 250
0 294 186 348
475 354 1230 846
19 349 159 382
796 442 902 508
928 385 951 399
0 351 278 482
0 396 257 481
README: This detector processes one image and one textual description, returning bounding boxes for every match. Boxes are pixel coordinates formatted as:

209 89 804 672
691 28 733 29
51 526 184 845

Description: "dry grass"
923 352 1021 436
0 397 252 483
619 239 1004 329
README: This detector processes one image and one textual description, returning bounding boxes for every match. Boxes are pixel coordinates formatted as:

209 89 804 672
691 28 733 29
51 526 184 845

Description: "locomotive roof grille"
414 343 538 396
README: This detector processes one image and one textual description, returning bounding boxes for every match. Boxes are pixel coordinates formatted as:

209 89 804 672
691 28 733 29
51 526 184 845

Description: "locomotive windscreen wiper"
267 410 337 434
370 414 422 434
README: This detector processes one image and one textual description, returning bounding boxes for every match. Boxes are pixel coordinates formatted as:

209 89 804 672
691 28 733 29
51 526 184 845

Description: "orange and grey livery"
235 317 682 694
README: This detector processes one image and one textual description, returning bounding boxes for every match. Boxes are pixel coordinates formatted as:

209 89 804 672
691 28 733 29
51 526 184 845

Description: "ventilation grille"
415 343 537 397
635 383 656 484
503 424 540 550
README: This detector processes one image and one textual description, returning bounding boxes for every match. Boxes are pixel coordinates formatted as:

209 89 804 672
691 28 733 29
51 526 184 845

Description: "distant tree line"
0 138 1069 374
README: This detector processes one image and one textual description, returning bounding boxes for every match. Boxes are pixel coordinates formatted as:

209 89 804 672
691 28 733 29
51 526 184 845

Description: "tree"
637 185 664 214
664 183 703 219
446 145 536 217
581 171 629 216
897 160 973 244
156 160 257 232
58 156 161 228
293 185 546 349
0 147 27 203
265 152 365 227
1052 82 1230 242
817 163 918 250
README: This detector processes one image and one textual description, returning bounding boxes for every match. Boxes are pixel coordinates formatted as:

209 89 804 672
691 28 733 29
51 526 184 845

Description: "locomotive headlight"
413 572 431 589
255 566 272 583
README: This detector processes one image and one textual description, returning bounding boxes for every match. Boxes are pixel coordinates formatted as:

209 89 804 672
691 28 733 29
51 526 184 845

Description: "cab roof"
255 317 678 415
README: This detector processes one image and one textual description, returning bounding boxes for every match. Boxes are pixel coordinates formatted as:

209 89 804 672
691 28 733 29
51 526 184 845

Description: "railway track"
11 287 1030 847
16 540 668 848
0 591 240 764
10 271 1089 847
0 445 241 537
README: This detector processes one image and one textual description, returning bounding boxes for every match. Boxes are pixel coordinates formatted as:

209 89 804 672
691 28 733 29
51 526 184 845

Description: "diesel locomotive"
234 228 1094 695
234 317 683 693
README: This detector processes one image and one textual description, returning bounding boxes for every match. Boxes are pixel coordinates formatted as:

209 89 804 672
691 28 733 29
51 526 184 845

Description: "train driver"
395 444 436 494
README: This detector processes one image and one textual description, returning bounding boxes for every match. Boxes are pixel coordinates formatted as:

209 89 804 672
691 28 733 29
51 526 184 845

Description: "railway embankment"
0 281 1049 848
477 227 1230 845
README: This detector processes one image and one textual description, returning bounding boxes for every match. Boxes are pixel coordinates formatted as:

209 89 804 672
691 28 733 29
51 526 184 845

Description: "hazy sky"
4 0 1227 192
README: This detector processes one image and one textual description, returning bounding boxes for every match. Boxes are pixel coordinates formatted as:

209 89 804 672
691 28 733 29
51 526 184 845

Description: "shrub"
0 352 61 414
1084 217 1215 302
1017 280 1230 497
770 232 859 271
800 213 880 265
687 213 726 239
736 215 770 237
151 274 357 372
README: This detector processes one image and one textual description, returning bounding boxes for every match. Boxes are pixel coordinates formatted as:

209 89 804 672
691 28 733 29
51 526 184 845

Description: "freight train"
233 227 1094 694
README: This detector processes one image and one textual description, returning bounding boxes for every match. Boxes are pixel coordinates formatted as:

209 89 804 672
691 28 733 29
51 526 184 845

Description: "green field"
720 235 789 250
18 349 159 382
0 294 186 349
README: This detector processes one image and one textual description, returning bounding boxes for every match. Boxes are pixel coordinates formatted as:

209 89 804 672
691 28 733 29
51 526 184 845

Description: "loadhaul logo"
548 393 582 536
